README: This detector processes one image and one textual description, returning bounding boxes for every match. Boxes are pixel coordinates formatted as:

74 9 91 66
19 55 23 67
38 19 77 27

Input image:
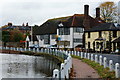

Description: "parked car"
29 45 39 48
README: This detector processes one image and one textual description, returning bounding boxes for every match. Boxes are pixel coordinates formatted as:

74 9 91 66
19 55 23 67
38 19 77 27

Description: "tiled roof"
34 14 104 35
85 23 120 32
1 25 31 31
33 16 70 35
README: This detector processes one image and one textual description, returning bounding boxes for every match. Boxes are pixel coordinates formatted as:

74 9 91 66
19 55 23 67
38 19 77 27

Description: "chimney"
84 5 89 16
26 23 28 26
22 23 25 26
8 23 12 26
96 8 100 18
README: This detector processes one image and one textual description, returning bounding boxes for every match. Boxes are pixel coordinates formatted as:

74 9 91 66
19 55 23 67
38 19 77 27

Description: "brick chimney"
96 8 100 18
26 23 28 26
84 5 89 16
8 23 12 26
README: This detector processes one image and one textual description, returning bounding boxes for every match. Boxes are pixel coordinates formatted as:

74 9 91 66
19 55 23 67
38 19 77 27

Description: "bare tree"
99 2 117 23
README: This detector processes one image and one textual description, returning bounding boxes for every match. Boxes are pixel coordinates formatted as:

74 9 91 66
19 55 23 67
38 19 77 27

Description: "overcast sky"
0 0 119 26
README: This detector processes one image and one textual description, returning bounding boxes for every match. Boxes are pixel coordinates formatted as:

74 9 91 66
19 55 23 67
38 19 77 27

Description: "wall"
85 30 120 52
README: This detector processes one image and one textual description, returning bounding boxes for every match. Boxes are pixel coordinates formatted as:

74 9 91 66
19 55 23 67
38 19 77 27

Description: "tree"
99 2 117 23
10 29 25 42
2 31 10 46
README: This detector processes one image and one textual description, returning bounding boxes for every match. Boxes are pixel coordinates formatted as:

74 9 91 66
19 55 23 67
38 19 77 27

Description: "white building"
26 5 104 49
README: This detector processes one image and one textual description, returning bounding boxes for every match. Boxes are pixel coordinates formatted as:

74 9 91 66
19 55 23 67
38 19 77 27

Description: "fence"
0 46 72 79
68 50 120 78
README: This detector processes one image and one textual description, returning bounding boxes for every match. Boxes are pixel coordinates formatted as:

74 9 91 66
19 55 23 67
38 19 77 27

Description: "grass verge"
72 55 115 78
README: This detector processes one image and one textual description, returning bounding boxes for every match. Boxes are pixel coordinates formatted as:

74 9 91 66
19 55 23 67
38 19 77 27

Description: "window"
40 35 44 40
88 42 90 49
99 31 102 37
51 34 56 39
59 28 70 35
88 32 90 38
73 38 82 43
73 27 83 33
106 41 109 48
44 35 50 44
96 42 99 49
113 31 117 38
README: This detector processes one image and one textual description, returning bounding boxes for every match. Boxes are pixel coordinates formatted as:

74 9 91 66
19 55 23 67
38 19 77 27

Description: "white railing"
0 46 72 79
68 50 120 78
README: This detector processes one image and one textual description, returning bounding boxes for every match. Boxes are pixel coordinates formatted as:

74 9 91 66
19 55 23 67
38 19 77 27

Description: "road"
91 53 120 68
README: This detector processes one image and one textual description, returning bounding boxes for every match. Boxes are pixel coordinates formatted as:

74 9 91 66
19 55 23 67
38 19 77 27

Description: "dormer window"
58 23 63 27
73 27 83 33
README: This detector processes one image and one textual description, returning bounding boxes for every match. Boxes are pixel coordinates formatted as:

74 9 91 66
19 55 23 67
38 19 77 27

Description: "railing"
1 46 120 78
68 51 120 78
0 46 72 79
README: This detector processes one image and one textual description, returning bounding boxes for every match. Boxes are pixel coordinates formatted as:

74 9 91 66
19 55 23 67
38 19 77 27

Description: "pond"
0 53 60 78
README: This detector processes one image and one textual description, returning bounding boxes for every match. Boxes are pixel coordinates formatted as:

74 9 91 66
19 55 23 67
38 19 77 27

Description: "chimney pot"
84 5 89 16
96 8 100 18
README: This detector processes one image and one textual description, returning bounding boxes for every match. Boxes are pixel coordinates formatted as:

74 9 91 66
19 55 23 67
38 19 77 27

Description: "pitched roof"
112 37 120 43
34 14 104 35
61 14 104 30
85 23 120 32
33 16 70 35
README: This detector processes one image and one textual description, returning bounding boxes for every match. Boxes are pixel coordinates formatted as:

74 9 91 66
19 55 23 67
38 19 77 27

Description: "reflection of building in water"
118 1 120 25
33 56 60 77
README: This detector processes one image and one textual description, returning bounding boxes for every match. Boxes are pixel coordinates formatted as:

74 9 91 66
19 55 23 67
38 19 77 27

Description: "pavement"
72 58 100 78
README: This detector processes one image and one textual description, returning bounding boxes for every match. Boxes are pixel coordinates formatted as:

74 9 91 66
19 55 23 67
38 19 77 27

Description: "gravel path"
72 58 100 78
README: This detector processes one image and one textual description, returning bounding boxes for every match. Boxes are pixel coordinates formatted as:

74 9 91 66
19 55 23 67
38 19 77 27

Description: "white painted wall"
58 27 84 48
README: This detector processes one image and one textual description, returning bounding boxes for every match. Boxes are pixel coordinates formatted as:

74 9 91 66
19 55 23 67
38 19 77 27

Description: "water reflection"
0 53 60 78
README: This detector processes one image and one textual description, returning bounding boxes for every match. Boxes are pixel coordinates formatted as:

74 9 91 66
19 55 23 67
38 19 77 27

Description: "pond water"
0 53 60 78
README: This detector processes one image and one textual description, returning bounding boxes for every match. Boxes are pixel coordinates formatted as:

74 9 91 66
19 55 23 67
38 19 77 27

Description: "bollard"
99 55 102 65
87 53 90 59
72 51 74 55
60 63 65 78
33 48 35 52
103 57 107 68
109 60 114 71
95 55 98 63
48 49 50 53
24 48 27 51
41 48 43 53
84 53 86 58
81 52 83 58
74 51 77 56
53 69 59 78
64 60 69 79
91 54 93 61
29 48 31 51
77 51 80 56
37 48 39 52
115 63 120 78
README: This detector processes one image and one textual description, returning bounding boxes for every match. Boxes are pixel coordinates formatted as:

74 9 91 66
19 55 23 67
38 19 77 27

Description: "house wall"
36 34 56 47
57 27 83 48
85 30 120 52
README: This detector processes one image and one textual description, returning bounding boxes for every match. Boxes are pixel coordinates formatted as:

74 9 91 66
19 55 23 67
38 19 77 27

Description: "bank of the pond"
0 49 64 63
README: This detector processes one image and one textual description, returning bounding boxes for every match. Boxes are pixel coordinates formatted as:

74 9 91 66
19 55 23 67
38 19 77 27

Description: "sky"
0 0 119 27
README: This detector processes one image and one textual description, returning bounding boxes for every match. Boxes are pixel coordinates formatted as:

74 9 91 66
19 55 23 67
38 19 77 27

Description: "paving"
72 58 100 78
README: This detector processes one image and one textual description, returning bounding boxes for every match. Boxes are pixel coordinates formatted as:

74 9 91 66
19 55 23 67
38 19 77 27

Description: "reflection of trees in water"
33 56 61 77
